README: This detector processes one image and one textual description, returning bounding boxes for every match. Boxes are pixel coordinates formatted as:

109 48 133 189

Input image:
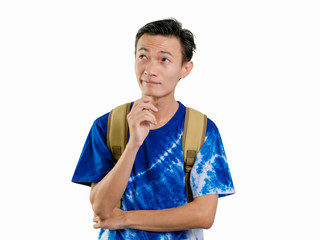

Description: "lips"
142 79 161 85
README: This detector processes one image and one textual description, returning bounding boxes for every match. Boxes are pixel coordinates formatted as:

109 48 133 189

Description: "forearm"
123 198 216 232
90 141 139 218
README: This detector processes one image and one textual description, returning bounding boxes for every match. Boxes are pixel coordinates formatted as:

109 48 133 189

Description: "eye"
139 55 147 59
162 58 169 62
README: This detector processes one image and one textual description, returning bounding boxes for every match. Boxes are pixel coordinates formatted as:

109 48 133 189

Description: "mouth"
142 79 161 85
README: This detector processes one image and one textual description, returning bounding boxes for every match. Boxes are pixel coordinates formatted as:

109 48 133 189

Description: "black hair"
135 18 196 64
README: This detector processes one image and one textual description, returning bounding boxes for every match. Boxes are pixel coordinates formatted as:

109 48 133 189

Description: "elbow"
90 188 111 219
192 195 218 229
90 197 111 220
92 202 111 220
196 207 215 229
201 215 215 229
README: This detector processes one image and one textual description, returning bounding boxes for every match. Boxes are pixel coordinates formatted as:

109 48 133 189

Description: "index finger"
140 96 153 103
132 99 158 112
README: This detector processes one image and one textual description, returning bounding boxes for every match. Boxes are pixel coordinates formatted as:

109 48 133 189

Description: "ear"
180 61 193 79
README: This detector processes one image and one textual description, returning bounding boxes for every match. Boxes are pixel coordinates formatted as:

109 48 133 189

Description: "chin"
142 92 160 98
141 88 156 95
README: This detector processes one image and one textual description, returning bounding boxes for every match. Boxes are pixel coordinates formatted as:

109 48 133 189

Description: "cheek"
164 66 183 80
134 62 142 76
136 61 147 72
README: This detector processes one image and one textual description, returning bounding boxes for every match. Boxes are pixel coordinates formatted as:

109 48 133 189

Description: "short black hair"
135 18 196 64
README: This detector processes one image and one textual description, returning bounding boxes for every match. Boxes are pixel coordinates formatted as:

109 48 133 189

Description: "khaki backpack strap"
106 102 131 209
182 107 207 203
107 103 131 161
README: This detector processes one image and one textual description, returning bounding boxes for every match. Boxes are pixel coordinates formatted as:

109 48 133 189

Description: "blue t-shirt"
72 102 235 240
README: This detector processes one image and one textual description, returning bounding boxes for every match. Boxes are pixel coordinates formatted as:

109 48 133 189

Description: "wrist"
122 210 134 229
126 139 142 152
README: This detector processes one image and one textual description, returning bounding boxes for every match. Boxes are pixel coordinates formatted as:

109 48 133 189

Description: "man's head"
135 18 196 65
134 19 195 99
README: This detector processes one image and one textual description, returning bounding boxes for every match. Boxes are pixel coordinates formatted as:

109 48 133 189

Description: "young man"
72 18 235 239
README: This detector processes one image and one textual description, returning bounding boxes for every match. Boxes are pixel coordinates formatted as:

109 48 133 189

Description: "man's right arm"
89 97 158 220
90 142 139 219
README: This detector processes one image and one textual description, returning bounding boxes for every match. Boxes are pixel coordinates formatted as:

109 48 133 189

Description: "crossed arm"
90 138 219 232
92 194 218 232
90 98 218 232
90 141 218 232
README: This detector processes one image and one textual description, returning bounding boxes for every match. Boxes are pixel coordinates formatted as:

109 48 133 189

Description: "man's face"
135 34 192 99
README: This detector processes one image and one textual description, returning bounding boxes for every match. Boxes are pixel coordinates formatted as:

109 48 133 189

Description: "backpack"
107 102 207 206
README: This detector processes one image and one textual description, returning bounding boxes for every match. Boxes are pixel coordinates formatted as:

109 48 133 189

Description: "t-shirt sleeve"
71 113 115 186
190 120 235 198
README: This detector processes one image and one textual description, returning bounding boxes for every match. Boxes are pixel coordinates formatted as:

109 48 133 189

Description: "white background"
1 0 319 239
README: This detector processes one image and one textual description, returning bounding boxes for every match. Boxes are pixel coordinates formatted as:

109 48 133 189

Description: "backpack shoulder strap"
106 102 131 209
107 102 131 161
182 107 207 203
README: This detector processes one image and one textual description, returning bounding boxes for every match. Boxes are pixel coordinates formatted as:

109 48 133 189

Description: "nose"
144 60 157 77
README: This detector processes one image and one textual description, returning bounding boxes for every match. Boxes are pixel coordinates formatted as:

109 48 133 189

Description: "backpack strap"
106 102 131 209
182 107 207 203
107 102 131 160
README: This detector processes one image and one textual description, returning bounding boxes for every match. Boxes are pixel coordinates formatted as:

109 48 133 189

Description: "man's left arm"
93 194 218 232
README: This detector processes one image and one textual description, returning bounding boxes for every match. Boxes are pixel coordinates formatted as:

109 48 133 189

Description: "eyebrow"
138 48 173 57
137 47 149 52
160 50 173 57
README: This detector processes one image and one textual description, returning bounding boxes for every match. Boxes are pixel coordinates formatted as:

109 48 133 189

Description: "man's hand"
93 208 126 230
127 97 158 148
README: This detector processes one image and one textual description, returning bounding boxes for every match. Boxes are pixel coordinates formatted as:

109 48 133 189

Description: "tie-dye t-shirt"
72 102 235 240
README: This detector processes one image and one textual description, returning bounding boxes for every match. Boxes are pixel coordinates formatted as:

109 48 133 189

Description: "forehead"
136 34 182 57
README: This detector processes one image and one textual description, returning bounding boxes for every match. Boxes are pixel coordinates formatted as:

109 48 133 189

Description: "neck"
143 95 179 129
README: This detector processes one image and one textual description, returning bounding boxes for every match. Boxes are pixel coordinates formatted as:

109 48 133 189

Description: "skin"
90 34 218 232
134 34 193 129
